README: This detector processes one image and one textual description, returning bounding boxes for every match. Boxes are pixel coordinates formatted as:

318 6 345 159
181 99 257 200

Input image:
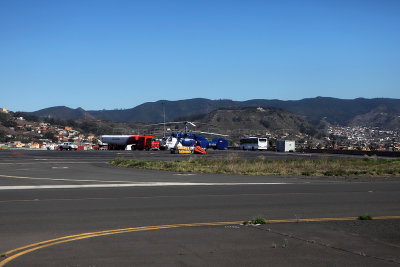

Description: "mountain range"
29 97 400 129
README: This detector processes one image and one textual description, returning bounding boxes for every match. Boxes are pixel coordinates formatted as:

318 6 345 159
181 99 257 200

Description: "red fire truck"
136 136 160 150
100 135 159 150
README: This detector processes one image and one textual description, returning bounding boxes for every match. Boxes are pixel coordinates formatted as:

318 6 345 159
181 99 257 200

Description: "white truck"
58 142 78 151
276 140 295 152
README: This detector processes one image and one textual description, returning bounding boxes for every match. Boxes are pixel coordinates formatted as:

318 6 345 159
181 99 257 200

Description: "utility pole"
163 101 166 138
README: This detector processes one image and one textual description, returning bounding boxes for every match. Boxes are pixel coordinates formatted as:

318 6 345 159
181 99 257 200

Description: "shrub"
251 216 268 224
324 170 346 176
301 171 314 176
358 214 373 220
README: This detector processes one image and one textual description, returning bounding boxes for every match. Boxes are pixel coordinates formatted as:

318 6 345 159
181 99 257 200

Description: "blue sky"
1 0 399 111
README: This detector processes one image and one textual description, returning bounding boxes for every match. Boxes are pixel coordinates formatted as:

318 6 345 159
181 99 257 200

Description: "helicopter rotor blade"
192 130 229 137
144 121 187 126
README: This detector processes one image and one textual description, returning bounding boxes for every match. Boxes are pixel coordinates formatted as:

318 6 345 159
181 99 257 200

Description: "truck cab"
136 136 160 150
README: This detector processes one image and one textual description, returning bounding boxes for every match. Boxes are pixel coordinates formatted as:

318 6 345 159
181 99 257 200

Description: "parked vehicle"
100 135 159 150
239 137 268 150
58 142 78 151
100 135 140 150
276 140 295 152
136 136 159 150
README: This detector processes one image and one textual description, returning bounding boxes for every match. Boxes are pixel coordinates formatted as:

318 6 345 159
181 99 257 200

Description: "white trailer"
101 135 133 145
100 135 138 150
276 140 295 152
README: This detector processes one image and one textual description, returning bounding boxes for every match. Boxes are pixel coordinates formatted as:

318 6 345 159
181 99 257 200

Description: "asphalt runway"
0 150 399 266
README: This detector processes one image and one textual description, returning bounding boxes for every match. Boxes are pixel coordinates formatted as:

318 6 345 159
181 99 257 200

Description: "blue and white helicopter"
160 121 229 151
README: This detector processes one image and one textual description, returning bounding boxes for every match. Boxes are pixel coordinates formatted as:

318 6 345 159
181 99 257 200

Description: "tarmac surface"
0 149 399 266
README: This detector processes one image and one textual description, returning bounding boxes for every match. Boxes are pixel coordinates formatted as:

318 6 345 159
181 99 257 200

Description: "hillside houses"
327 126 400 151
0 116 98 150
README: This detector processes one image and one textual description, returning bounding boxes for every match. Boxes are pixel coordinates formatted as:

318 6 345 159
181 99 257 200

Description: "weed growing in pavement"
1 253 7 258
243 216 269 225
252 217 267 224
358 214 373 220
251 216 269 224
271 242 277 248
282 238 288 248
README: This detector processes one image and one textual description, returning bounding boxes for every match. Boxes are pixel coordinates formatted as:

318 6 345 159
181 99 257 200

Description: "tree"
14 112 39 122
3 120 17 128
331 140 336 149
260 120 270 128
268 138 276 148
66 119 78 128
0 113 9 123
43 131 58 142
0 129 6 142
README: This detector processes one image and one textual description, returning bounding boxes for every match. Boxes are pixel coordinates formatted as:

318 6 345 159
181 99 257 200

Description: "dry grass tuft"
109 157 400 177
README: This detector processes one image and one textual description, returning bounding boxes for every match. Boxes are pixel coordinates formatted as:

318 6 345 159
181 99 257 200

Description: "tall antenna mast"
163 101 166 138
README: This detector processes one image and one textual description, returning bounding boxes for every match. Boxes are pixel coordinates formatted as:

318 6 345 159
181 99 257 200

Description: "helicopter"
155 121 229 152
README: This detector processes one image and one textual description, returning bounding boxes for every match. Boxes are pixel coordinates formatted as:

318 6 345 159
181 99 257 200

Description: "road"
0 150 399 266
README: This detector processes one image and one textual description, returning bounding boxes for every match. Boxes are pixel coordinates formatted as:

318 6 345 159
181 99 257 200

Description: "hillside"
32 106 96 120
179 107 322 140
349 105 400 129
87 99 235 123
28 97 400 128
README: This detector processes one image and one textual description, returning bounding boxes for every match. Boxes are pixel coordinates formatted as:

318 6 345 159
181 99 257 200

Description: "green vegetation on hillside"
29 98 400 128
110 156 400 176
43 117 113 136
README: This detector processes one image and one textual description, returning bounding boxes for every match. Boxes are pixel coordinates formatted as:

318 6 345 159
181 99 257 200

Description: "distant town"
1 106 399 153
326 126 400 152
0 108 98 150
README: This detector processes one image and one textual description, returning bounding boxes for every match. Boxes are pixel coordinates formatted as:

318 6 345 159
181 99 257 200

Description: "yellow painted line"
2 221 241 256
1 216 400 266
3 225 168 255
369 215 400 220
0 221 242 266
269 217 357 223
269 216 400 223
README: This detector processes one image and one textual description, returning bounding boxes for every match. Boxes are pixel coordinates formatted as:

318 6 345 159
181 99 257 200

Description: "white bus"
239 137 268 150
